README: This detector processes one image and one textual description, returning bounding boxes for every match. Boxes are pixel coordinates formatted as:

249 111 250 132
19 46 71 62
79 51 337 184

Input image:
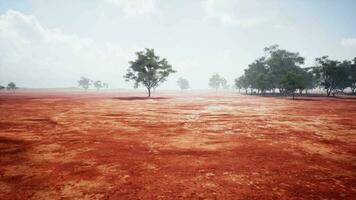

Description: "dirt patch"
0 91 355 199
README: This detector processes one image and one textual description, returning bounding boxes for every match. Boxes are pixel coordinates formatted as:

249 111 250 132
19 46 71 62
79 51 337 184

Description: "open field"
0 91 355 199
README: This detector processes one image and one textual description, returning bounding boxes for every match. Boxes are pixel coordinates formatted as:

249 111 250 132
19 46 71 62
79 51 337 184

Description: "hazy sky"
0 0 356 89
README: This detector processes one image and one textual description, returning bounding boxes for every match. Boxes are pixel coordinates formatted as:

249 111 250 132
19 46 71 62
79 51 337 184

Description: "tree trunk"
292 92 295 100
326 89 331 96
148 87 151 97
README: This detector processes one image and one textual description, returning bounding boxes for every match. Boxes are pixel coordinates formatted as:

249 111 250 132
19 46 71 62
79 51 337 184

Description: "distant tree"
7 82 17 92
93 80 103 90
234 78 242 93
124 48 176 97
314 56 348 96
0 85 5 90
103 82 109 89
336 60 351 93
280 71 305 99
235 75 249 94
177 77 190 90
78 77 92 90
348 57 356 94
301 68 317 95
209 73 226 91
221 77 229 89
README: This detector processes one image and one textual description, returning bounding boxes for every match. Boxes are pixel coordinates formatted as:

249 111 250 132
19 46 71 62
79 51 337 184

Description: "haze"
0 0 356 89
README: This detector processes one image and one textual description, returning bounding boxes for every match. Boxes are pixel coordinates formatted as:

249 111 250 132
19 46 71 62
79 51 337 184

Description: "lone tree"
124 48 176 97
7 82 17 92
280 71 305 99
78 77 92 90
93 80 103 90
177 77 190 90
209 73 225 91
0 85 5 90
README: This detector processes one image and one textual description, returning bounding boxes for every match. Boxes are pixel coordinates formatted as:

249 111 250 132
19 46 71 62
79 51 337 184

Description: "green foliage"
93 80 103 90
7 82 17 92
264 45 305 90
348 58 356 94
0 85 4 90
209 73 227 91
124 48 176 97
234 45 355 97
78 77 92 90
235 75 249 93
177 77 189 90
280 71 305 99
313 56 349 96
237 45 307 97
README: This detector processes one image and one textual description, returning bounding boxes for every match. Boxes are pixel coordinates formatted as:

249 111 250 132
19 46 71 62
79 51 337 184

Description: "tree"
335 60 351 93
235 75 249 94
0 85 5 90
221 77 229 89
348 57 356 94
103 82 109 89
7 82 17 92
93 80 103 90
301 68 317 95
177 77 190 90
314 56 347 96
209 73 226 91
124 48 176 97
244 57 268 94
255 73 272 95
264 45 305 93
280 71 305 99
78 77 92 90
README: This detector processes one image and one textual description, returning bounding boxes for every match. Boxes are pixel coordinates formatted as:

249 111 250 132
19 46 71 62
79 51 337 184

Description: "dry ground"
0 90 355 199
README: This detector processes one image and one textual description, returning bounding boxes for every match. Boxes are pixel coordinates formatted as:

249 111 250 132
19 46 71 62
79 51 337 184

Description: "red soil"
0 91 355 199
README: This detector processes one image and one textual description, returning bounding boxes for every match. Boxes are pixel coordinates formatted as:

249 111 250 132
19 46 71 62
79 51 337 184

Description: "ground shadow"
0 136 28 155
112 96 171 101
290 98 320 101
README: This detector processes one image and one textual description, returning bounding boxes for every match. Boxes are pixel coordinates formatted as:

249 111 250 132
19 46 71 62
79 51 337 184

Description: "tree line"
77 77 109 91
3 46 354 98
235 45 356 98
0 82 17 92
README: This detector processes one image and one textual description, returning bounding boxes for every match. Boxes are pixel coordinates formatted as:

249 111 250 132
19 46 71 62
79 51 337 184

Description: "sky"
0 0 356 89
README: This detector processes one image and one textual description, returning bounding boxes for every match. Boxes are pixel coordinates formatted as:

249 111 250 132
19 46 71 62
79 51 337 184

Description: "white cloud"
104 0 157 17
341 38 356 47
0 10 131 88
202 0 271 27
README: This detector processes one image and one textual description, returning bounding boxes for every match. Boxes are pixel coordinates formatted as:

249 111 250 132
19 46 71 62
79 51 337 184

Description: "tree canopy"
78 77 92 90
234 45 355 98
7 82 17 92
93 80 103 90
177 77 190 90
209 73 226 91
